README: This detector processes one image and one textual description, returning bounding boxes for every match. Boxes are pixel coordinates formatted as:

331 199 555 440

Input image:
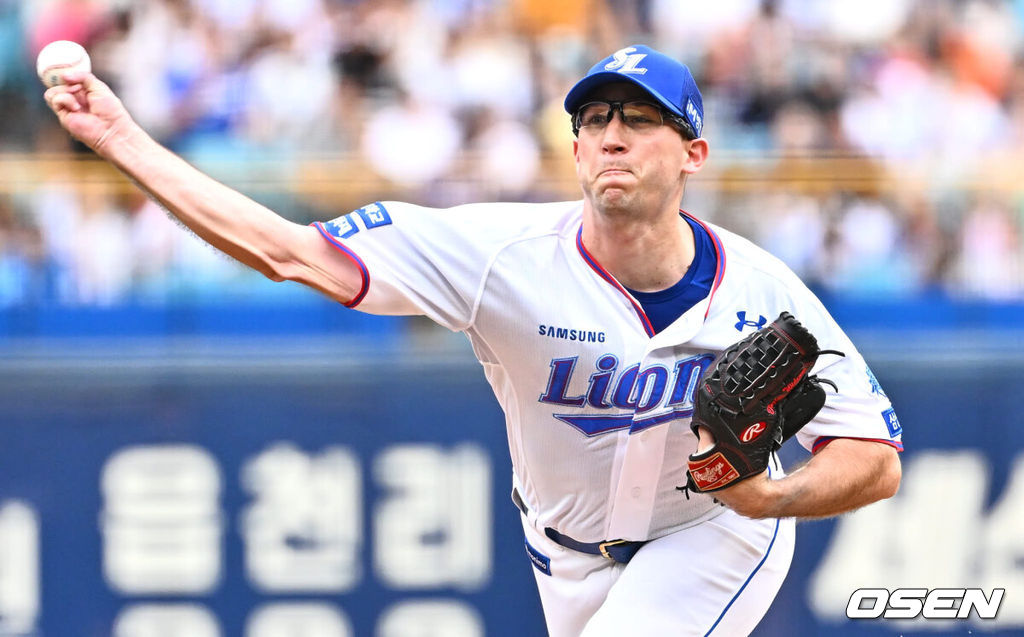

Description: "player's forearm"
102 123 301 281
765 439 901 519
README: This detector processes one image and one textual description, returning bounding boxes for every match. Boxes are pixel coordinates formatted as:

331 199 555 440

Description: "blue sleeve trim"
312 222 370 308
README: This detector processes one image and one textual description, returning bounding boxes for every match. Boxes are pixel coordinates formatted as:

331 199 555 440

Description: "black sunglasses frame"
571 100 697 139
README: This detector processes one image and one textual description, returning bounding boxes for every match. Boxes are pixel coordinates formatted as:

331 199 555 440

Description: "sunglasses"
572 100 697 139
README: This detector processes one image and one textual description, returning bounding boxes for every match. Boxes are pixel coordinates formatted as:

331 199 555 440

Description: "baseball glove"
682 312 843 493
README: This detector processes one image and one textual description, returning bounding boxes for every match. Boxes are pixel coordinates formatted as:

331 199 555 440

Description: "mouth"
599 167 633 177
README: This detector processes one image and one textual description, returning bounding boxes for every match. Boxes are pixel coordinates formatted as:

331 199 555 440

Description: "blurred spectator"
448 23 534 120
26 0 110 57
29 182 80 301
0 0 33 149
466 108 542 198
750 192 826 280
124 190 179 299
360 93 461 188
900 193 954 293
943 0 1017 99
954 197 1023 299
0 0 1023 306
771 100 828 151
814 0 912 45
0 197 27 306
824 196 920 296
0 0 27 87
650 0 759 60
68 185 132 305
243 32 336 152
102 0 216 144
733 0 797 130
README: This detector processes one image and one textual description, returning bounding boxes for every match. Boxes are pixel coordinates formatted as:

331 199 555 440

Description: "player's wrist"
706 471 771 518
694 425 715 453
755 474 787 518
93 115 139 156
100 119 156 168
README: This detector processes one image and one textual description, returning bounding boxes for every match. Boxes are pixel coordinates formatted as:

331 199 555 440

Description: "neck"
581 202 695 292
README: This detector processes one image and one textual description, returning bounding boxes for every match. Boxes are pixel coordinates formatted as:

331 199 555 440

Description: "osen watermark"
846 588 1005 620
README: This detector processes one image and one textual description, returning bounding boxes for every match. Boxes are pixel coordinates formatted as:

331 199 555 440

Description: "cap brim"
563 71 685 119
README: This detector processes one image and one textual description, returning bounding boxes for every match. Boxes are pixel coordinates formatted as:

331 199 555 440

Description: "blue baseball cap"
564 45 704 138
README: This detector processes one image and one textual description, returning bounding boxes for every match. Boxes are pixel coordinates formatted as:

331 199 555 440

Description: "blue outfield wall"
0 300 1022 636
0 351 542 637
1 291 1022 338
0 297 399 339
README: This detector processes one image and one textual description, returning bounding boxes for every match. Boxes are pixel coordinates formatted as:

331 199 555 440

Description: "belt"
513 488 646 564
543 528 646 564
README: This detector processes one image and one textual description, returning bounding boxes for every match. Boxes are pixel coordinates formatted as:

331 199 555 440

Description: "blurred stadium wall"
1 1 1023 636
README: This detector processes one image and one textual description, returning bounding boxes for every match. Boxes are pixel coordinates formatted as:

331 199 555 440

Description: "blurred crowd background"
1 0 1023 308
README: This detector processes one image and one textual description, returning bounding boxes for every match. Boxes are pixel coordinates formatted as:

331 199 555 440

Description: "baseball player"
44 44 903 636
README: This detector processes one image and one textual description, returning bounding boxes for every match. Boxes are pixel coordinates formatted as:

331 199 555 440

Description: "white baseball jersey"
313 200 903 544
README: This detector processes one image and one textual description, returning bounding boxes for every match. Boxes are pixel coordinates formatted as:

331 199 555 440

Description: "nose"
600 114 629 153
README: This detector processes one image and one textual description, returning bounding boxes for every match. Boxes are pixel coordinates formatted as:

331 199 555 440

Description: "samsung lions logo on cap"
605 47 648 75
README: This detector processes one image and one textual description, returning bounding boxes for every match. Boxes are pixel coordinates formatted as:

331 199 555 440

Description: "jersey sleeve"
312 201 508 331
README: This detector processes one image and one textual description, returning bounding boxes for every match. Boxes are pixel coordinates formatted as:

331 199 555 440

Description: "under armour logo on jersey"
604 47 648 75
735 311 768 332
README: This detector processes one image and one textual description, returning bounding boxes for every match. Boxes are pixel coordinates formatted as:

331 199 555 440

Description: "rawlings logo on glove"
682 312 843 493
687 453 741 491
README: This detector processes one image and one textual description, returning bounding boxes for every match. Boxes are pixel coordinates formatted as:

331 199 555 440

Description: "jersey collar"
679 210 726 320
575 210 726 337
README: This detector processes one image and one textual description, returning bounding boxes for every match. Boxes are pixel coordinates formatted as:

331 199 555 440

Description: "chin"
596 190 635 214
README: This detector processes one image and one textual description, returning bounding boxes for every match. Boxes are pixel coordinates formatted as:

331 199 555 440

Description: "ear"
573 138 579 163
681 138 709 175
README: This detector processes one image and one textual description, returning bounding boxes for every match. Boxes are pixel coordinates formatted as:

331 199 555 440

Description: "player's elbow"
252 226 321 284
874 446 902 501
262 261 290 283
264 257 308 285
220 231 304 283
245 253 291 283
272 256 362 305
251 224 363 304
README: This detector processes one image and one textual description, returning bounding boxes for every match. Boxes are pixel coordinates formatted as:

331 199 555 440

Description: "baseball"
36 40 91 88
